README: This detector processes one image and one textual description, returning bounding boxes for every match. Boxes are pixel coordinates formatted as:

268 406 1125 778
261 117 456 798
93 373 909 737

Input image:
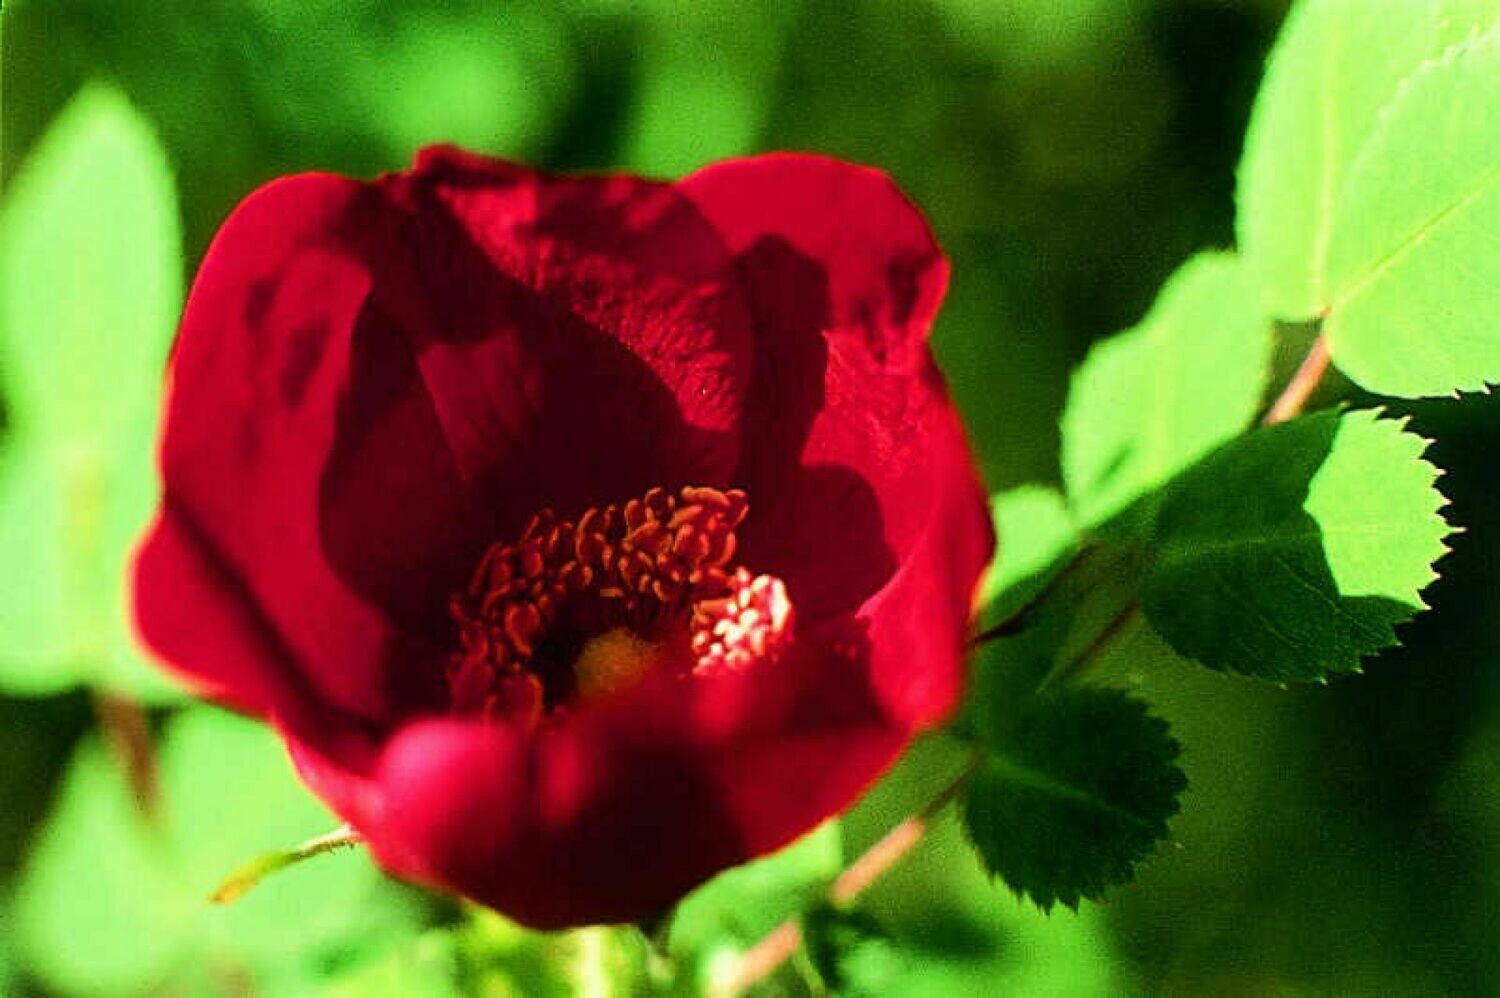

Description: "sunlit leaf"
1061 253 1271 527
979 485 1078 618
961 687 1186 910
0 83 183 700
1323 29 1500 397
1142 409 1452 681
14 708 425 994
1236 0 1497 320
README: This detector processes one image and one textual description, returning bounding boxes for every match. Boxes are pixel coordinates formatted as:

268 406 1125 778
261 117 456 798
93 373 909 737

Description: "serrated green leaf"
961 687 1186 911
1323 30 1500 397
14 707 425 994
1142 409 1452 681
979 485 1078 617
0 82 184 700
1236 0 1497 319
1061 253 1271 527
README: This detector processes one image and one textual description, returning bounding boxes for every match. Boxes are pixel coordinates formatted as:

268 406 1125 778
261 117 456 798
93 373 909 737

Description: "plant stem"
1264 334 1330 425
210 823 362 903
714 758 976 997
92 690 160 819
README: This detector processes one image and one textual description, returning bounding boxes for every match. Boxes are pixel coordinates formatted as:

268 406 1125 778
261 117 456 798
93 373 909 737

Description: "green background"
3 0 1498 993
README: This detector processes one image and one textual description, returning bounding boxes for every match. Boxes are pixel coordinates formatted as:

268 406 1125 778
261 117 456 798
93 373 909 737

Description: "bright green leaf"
1142 409 1452 681
1236 0 1497 319
14 708 426 994
961 686 1186 910
1323 29 1500 397
1061 252 1271 527
0 82 183 700
14 736 193 994
979 485 1078 617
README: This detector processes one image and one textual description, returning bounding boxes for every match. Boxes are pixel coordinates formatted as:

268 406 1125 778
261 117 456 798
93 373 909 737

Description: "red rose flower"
133 147 993 929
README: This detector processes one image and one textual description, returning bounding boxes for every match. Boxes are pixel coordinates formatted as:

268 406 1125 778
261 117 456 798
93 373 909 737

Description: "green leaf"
670 821 842 990
1142 409 1452 681
961 686 1186 910
1061 252 1271 527
319 931 463 998
0 82 183 700
14 707 426 994
979 485 1078 618
1323 29 1500 397
802 904 906 996
1236 0 1497 320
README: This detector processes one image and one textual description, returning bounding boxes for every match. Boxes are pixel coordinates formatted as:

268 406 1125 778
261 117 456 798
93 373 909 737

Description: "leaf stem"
1263 334 1331 425
210 823 362 904
92 690 160 819
714 757 977 997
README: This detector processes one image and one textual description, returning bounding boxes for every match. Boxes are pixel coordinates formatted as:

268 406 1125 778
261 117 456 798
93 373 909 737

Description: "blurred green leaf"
1061 253 1270 528
453 910 647 998
979 485 1078 618
320 930 463 998
961 686 1186 911
0 82 183 701
1322 29 1500 397
1236 0 1496 321
1142 409 1452 681
803 904 906 996
15 707 425 994
670 820 842 992
620 1 788 176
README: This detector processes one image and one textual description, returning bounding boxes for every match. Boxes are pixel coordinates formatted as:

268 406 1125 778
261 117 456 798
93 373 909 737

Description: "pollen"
690 568 795 676
446 484 792 722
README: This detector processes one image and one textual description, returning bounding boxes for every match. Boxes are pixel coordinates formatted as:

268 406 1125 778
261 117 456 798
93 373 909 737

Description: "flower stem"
92 690 160 819
1264 334 1331 425
210 823 362 903
714 758 976 997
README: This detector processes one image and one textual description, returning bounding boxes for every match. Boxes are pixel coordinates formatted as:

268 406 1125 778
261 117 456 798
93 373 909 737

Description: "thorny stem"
92 691 160 819
722 334 1342 992
1263 333 1331 426
714 758 978 997
210 823 363 904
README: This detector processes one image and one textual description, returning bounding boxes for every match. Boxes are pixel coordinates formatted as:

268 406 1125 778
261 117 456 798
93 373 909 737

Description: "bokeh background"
3 0 1498 993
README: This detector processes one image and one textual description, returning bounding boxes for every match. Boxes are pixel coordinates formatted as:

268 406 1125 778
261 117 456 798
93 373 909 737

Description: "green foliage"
668 821 842 992
1061 253 1272 527
1323 30 1500 396
960 687 1186 910
0 83 183 701
802 904 906 995
1142 409 1452 681
1237 0 1499 396
14 707 425 994
979 485 1078 618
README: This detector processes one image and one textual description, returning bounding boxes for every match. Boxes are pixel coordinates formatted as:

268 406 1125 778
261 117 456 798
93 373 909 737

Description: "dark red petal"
681 154 993 726
143 173 461 727
349 649 903 929
373 148 755 527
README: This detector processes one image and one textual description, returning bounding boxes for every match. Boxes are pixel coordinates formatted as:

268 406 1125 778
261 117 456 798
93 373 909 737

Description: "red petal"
347 646 902 928
375 147 755 527
682 154 993 726
142 174 458 727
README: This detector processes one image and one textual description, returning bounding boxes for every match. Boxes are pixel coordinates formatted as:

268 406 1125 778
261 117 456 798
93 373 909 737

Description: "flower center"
446 485 794 724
